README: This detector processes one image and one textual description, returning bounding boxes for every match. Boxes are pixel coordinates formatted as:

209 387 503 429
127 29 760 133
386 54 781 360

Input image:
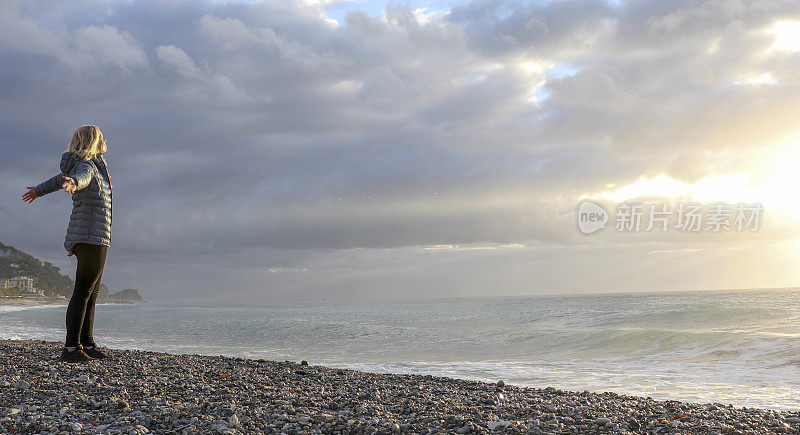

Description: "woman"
21 125 113 362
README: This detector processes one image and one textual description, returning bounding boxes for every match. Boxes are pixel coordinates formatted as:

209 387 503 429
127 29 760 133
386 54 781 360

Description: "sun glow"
754 143 800 221
584 143 800 224
767 20 800 53
734 73 777 86
587 172 758 203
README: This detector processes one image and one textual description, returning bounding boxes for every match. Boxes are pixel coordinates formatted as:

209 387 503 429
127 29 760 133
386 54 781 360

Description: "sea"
2 288 798 411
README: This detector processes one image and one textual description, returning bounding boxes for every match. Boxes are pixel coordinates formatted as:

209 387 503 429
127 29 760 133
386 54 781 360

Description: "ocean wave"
0 304 64 313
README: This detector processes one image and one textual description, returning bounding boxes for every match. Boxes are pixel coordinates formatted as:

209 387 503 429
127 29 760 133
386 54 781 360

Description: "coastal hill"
0 241 73 297
0 241 144 303
109 288 144 303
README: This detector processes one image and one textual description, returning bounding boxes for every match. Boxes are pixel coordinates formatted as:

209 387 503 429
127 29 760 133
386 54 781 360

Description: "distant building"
5 276 39 294
10 263 19 268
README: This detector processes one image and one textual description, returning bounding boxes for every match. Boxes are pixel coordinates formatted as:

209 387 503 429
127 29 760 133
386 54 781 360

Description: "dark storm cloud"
1 0 798 301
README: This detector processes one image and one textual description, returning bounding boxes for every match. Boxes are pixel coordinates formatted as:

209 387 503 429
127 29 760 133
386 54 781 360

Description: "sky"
2 0 800 304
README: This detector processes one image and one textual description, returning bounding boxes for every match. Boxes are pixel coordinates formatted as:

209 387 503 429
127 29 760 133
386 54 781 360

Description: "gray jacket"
35 151 113 256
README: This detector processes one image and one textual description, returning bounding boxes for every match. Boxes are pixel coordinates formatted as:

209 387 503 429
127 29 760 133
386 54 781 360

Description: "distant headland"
0 241 145 305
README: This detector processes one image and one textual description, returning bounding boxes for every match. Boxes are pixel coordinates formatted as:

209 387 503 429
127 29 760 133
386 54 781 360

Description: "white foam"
0 304 64 313
330 359 800 411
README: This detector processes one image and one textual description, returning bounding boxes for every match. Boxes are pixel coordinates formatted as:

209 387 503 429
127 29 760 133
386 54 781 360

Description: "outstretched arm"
33 173 65 198
23 175 79 203
22 160 92 203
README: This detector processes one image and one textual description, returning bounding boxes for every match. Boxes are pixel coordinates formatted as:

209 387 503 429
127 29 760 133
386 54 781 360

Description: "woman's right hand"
22 186 38 203
61 176 77 194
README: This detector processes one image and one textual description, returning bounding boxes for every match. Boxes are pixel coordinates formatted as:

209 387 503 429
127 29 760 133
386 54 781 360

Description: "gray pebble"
0 338 795 435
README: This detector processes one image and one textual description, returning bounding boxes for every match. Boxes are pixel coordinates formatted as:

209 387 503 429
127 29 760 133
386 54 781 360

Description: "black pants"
65 243 107 348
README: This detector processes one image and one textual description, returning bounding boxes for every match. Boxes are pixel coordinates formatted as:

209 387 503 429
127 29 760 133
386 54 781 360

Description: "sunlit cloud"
584 172 757 203
766 20 800 52
419 243 527 251
267 267 311 273
734 73 777 86
413 7 449 26
583 142 800 224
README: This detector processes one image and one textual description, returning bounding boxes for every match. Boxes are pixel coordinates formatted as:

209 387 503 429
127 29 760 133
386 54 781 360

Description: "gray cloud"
2 0 798 302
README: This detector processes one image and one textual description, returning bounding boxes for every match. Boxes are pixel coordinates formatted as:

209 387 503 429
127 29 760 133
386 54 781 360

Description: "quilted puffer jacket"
34 151 113 256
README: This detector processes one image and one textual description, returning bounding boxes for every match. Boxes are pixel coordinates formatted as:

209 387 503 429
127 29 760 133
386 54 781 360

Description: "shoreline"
1 339 798 434
0 297 68 307
0 297 137 308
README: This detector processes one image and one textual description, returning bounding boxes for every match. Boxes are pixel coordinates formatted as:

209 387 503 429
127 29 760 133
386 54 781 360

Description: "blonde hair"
67 125 103 160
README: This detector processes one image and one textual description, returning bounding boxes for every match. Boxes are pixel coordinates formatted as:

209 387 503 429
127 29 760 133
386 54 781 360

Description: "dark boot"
60 346 90 362
81 345 108 359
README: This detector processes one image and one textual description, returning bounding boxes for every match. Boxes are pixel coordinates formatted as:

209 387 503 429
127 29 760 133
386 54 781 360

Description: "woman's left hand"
22 186 38 203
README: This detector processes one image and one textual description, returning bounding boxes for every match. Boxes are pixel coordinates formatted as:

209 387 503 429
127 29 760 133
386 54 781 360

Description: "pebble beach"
1 339 798 434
